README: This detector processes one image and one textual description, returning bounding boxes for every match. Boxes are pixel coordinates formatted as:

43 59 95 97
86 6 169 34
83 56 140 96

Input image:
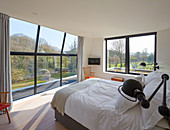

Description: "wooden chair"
0 92 11 123
83 66 96 80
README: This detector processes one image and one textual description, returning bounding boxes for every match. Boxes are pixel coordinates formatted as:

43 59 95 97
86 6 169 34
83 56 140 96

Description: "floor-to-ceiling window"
10 18 78 100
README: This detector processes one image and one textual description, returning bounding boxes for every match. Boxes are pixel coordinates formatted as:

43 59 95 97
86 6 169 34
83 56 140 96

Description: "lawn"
12 72 77 90
12 76 46 90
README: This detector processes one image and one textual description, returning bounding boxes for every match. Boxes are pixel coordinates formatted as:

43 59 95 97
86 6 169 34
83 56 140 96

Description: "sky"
107 35 155 54
10 18 78 51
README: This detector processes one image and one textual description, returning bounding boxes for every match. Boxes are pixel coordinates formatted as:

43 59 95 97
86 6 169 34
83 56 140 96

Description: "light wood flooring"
0 88 68 130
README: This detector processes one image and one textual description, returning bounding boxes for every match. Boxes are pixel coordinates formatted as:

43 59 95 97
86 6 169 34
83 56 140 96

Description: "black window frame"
105 32 157 75
10 19 78 97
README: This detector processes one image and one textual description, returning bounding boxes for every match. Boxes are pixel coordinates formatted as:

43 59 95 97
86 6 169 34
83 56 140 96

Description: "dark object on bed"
88 58 100 65
55 108 89 130
118 79 150 108
119 74 170 124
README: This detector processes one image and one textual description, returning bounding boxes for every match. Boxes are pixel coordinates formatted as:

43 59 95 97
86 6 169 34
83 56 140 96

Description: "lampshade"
118 79 150 108
122 79 143 97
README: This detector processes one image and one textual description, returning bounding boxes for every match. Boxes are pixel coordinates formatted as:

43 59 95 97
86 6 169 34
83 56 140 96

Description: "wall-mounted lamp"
118 74 170 124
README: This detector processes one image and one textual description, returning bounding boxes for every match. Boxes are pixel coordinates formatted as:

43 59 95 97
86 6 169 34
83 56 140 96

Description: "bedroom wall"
83 37 136 80
83 29 170 80
157 29 170 66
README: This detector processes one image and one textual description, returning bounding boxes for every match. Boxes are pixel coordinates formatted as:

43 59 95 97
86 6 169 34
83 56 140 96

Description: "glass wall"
10 18 37 52
38 26 64 53
37 56 60 93
11 56 34 99
10 18 78 100
63 34 78 54
62 56 77 85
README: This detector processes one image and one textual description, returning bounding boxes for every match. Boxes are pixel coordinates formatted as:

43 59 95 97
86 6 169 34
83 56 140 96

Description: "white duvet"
65 78 143 130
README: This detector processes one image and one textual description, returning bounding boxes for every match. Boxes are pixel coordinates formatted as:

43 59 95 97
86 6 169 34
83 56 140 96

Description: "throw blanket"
51 78 99 115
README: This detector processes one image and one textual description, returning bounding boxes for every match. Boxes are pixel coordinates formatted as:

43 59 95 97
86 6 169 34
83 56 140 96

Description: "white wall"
83 29 170 80
83 38 136 80
157 29 170 65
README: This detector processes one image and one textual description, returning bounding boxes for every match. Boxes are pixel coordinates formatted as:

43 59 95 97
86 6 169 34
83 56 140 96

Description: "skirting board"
55 109 89 130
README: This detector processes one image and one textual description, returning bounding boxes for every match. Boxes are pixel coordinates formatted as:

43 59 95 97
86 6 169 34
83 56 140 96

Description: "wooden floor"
0 88 68 130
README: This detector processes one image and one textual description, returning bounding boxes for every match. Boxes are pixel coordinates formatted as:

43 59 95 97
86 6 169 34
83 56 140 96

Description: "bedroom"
0 0 170 130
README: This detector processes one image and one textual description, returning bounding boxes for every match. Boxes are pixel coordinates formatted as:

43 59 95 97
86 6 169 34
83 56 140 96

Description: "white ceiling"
0 0 170 38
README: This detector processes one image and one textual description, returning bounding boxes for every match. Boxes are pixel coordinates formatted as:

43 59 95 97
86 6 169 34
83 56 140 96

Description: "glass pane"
107 39 126 73
11 56 34 100
37 56 60 93
38 26 64 53
129 35 155 74
63 34 78 54
62 56 77 85
10 18 37 52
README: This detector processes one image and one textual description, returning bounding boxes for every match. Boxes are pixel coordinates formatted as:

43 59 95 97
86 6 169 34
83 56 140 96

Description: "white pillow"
145 71 161 85
115 89 139 115
141 77 167 130
134 75 145 87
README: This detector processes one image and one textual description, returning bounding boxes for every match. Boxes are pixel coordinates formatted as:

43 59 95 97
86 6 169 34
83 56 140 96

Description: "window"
106 33 156 74
10 18 78 100
38 26 64 53
11 56 34 99
107 38 126 73
10 18 37 52
62 56 77 85
37 56 60 93
129 35 155 74
63 34 78 54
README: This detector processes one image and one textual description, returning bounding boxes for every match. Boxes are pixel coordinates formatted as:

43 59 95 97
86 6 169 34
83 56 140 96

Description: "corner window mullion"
34 25 40 94
61 33 66 54
60 33 66 86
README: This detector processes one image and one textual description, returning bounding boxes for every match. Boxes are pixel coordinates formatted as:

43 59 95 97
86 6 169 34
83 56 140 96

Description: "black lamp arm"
147 74 169 124
148 74 169 106
148 80 164 102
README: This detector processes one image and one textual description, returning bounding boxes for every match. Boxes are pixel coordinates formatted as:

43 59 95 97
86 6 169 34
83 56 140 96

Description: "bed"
51 73 170 130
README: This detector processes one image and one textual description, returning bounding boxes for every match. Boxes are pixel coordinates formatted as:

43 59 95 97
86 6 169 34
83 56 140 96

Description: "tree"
141 48 148 61
111 40 125 67
67 39 77 54
147 53 154 64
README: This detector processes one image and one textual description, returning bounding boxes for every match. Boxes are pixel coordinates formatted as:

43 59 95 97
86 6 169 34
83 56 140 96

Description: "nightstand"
111 77 124 82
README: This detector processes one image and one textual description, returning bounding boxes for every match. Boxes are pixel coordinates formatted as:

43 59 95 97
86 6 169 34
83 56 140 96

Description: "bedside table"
111 77 124 82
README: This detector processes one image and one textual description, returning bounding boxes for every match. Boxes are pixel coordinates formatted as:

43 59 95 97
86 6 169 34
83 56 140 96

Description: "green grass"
109 62 154 70
12 76 46 90
12 73 77 90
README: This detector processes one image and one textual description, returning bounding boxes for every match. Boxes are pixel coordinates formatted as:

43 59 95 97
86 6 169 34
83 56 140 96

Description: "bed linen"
51 79 98 115
52 78 169 130
65 78 142 130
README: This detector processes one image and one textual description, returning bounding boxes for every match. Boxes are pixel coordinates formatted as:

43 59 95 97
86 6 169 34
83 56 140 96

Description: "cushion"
0 103 10 110
145 71 161 85
115 89 139 115
141 77 169 130
134 75 145 87
87 76 96 79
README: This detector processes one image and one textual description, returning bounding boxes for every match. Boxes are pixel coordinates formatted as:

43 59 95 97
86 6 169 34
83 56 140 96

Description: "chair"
0 92 11 123
83 66 96 79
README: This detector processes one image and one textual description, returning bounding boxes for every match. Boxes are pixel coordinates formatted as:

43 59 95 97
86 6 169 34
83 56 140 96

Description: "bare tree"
141 48 148 61
111 40 125 67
